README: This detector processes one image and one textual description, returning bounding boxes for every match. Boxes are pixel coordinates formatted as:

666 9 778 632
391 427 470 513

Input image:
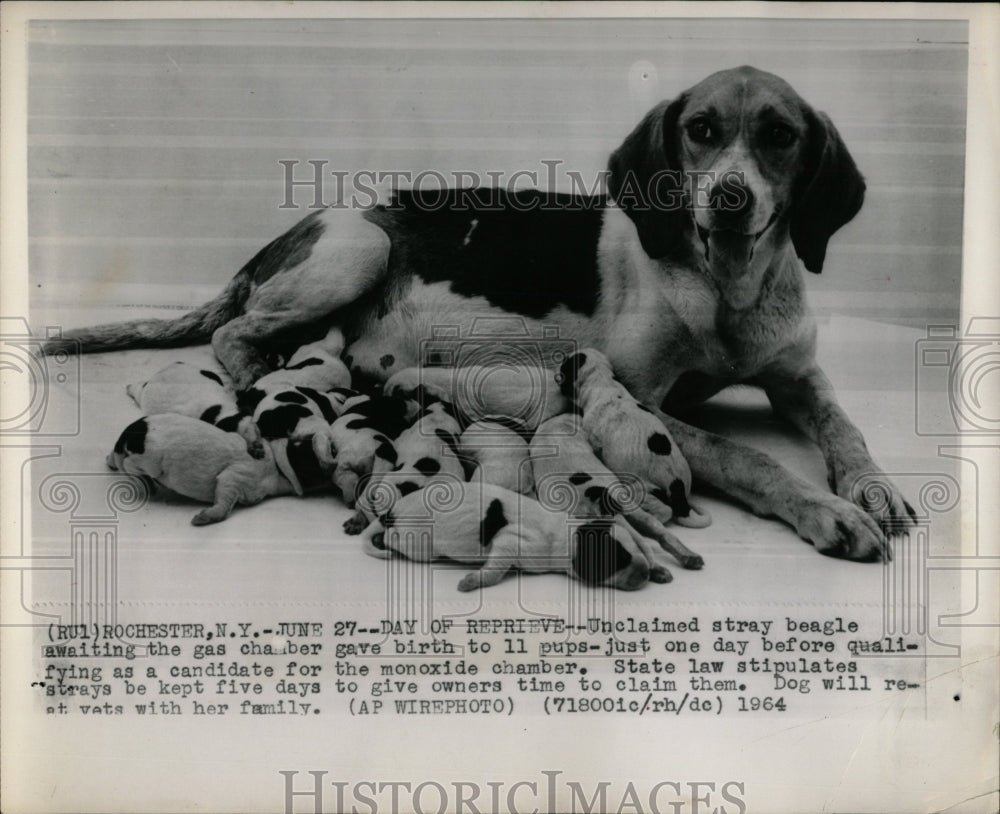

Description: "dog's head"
608 66 864 298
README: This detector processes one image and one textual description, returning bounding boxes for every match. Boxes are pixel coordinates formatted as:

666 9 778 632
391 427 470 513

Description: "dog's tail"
42 269 251 356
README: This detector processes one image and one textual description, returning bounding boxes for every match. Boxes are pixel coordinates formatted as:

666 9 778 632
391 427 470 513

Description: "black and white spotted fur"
363 483 651 592
531 413 704 575
106 414 332 525
558 348 711 529
47 66 914 560
328 393 417 506
344 400 465 534
126 361 258 449
252 325 351 392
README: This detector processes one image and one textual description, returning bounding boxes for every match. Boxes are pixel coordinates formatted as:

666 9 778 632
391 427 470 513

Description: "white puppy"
126 361 259 448
252 326 351 392
106 414 332 525
237 384 354 468
459 418 534 494
328 394 417 506
363 483 651 592
345 401 465 533
531 414 704 577
557 349 711 528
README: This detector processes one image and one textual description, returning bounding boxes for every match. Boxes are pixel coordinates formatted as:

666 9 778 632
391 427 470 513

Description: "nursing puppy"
252 326 351 392
344 400 465 534
383 365 570 431
237 384 354 467
329 393 417 506
106 414 331 525
460 418 535 494
558 349 710 528
126 361 260 447
363 483 651 592
532 414 704 575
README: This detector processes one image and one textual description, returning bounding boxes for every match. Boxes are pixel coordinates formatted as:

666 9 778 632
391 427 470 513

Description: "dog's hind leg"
214 213 391 390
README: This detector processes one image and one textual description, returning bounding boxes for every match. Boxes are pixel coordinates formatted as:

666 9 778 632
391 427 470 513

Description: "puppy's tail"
674 502 712 529
41 269 251 356
662 480 712 528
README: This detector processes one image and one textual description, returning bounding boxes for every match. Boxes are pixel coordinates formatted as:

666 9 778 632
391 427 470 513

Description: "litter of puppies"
107 343 710 589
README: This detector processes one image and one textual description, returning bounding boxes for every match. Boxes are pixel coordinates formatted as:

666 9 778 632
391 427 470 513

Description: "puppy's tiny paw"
457 572 481 592
246 440 266 460
191 509 224 526
343 515 367 535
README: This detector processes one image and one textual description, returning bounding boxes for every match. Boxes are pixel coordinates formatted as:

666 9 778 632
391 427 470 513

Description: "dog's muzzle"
697 210 779 276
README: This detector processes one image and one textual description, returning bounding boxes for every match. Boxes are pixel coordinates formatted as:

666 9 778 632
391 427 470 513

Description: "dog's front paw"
794 491 889 562
648 565 673 584
837 468 917 536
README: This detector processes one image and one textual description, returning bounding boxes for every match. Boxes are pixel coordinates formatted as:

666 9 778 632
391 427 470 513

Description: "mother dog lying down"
44 65 915 560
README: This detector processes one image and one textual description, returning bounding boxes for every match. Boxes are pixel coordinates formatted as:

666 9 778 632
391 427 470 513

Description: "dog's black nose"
709 174 754 223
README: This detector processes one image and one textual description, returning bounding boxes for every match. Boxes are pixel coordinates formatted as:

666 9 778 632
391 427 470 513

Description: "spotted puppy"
344 400 466 534
532 414 704 577
237 384 355 468
252 326 351 392
559 349 710 528
126 361 261 449
459 418 535 495
383 365 570 432
329 393 417 507
363 483 651 592
106 414 332 525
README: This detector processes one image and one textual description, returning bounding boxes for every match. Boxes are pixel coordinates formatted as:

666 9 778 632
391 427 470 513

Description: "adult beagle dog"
45 66 914 560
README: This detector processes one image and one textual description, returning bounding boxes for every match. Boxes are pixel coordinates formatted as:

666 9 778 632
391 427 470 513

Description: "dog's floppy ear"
607 96 688 259
791 109 865 274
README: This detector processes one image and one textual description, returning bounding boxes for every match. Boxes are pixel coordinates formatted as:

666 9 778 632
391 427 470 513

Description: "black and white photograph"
2 3 997 813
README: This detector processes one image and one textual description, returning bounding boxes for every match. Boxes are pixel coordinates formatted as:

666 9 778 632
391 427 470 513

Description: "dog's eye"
686 119 713 144
767 124 796 148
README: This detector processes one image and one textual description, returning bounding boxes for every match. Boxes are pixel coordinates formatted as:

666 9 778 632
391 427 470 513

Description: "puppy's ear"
791 109 865 274
572 522 632 585
607 96 688 259
557 352 587 398
236 386 266 415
